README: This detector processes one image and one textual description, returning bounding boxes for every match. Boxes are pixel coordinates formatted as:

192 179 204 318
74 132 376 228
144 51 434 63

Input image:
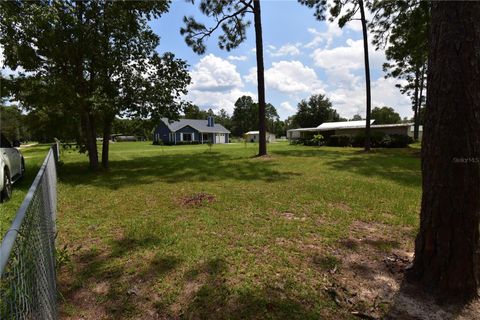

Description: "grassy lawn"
57 141 421 319
0 144 51 236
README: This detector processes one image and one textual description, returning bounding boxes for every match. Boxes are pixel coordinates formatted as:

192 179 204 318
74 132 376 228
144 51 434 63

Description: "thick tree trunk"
101 117 113 169
81 109 99 170
408 2 480 302
413 66 420 141
75 0 98 170
359 0 371 151
253 0 267 156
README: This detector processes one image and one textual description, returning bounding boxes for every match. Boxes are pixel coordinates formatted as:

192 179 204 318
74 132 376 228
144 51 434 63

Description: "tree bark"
408 2 480 302
415 64 426 140
413 66 420 141
359 0 371 151
101 117 113 169
76 0 99 170
253 0 267 156
80 109 99 170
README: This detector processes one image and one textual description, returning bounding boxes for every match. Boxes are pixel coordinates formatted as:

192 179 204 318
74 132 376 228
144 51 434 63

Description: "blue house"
153 116 230 145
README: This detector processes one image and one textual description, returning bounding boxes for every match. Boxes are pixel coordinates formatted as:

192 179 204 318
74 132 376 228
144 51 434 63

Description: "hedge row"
292 132 412 148
328 133 413 148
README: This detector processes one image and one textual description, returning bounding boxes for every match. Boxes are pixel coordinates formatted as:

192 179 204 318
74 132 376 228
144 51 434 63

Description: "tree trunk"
81 109 99 170
415 64 426 140
413 66 420 141
359 0 371 151
101 117 113 169
408 2 480 302
253 0 267 156
75 0 98 170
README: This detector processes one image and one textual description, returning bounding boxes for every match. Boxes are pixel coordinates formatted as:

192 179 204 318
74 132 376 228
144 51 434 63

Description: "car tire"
1 168 13 203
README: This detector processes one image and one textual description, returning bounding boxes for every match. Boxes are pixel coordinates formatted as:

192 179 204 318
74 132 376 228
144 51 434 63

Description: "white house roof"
161 118 230 134
245 131 272 135
287 121 413 133
316 120 375 130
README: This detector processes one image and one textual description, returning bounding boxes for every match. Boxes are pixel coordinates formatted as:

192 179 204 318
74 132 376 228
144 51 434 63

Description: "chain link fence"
0 144 59 320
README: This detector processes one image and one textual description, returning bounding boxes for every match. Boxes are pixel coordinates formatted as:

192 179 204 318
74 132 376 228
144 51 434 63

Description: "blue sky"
150 0 412 120
0 1 412 120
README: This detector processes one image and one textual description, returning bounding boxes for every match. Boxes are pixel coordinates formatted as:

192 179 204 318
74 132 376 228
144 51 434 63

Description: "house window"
202 133 209 142
183 133 192 141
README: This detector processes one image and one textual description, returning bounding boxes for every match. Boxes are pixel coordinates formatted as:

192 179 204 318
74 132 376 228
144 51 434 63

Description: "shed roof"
316 120 375 130
161 118 230 134
245 131 273 135
287 120 412 133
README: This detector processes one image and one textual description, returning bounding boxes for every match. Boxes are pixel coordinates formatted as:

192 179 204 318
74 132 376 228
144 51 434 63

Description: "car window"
0 133 12 148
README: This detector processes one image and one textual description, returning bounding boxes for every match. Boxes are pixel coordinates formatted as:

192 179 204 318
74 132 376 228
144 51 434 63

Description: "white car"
1 133 25 202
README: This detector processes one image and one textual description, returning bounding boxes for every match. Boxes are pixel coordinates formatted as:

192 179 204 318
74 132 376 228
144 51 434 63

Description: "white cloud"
185 54 254 114
186 88 256 115
311 38 385 90
189 54 242 92
245 60 324 95
228 55 247 61
280 101 296 112
305 22 343 49
329 77 411 119
268 43 302 57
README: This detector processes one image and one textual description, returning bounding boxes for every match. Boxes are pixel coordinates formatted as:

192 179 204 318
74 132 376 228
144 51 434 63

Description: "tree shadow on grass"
153 257 332 320
272 147 421 187
59 152 301 190
60 233 182 319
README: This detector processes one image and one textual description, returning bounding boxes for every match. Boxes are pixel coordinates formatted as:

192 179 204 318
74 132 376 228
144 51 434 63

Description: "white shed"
244 131 276 143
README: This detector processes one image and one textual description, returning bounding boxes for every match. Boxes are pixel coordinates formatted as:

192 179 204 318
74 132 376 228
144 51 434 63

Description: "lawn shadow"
272 147 421 187
153 257 329 319
59 151 301 190
60 233 182 319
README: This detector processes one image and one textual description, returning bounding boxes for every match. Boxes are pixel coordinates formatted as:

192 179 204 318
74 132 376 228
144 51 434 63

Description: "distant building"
244 131 276 143
153 116 230 145
287 120 414 140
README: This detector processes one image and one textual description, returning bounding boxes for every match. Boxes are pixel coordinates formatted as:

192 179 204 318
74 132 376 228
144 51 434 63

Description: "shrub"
327 135 352 147
312 134 324 145
352 132 386 148
289 139 305 145
384 134 412 148
352 132 412 148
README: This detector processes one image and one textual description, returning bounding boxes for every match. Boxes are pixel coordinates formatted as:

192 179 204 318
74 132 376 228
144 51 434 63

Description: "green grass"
0 144 50 236
55 141 421 319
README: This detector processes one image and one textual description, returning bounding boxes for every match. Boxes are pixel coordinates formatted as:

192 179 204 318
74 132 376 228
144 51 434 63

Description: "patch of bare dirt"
317 220 480 319
328 202 352 212
178 192 216 208
252 154 275 161
275 211 306 221
321 220 415 318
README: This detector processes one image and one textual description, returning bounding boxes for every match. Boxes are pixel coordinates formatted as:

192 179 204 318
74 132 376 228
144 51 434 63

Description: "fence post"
52 138 60 166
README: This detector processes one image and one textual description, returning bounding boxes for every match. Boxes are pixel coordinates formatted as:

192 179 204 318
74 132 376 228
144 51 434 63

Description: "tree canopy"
371 0 428 140
292 94 343 128
230 96 279 137
371 106 401 124
0 1 191 168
